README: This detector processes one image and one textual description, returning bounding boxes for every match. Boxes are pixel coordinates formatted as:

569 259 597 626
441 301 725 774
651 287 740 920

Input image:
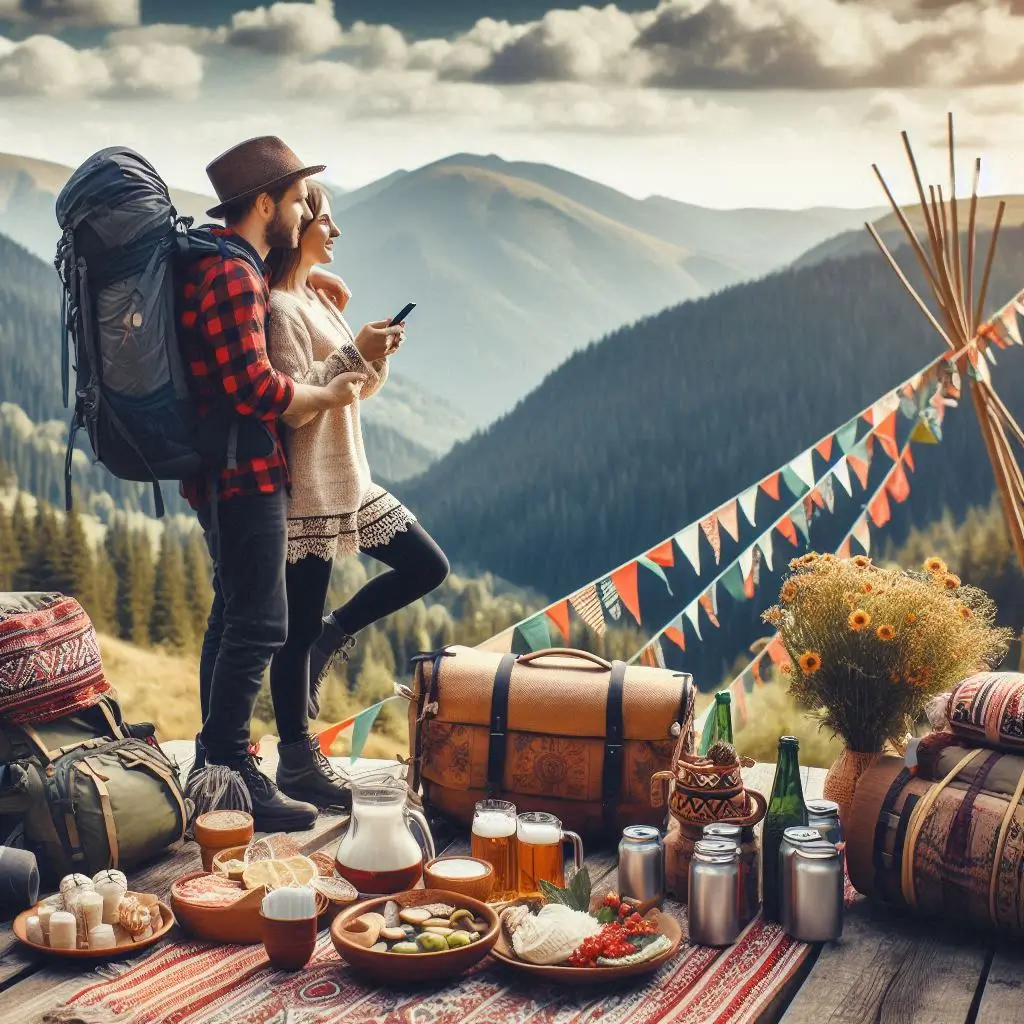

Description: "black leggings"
269 522 450 743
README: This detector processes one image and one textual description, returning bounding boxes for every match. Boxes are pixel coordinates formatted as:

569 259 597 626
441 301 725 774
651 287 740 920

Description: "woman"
265 184 450 808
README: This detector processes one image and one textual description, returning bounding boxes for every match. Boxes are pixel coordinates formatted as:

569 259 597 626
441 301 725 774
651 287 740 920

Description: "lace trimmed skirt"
286 484 417 563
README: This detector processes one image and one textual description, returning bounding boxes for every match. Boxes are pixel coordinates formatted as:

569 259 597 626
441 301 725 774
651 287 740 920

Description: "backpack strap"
77 759 120 866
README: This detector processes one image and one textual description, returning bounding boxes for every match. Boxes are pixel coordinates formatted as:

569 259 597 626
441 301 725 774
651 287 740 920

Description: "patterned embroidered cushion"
0 593 110 724
947 672 1024 754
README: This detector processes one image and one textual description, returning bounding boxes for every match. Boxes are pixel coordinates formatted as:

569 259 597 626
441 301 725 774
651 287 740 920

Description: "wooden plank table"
0 755 1008 1024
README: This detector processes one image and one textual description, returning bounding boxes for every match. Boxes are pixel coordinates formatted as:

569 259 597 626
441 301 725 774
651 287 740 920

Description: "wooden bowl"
210 846 249 878
329 888 499 984
13 900 175 959
423 857 495 902
171 872 328 945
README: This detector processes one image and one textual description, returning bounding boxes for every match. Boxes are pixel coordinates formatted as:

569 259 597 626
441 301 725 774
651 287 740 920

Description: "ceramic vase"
823 747 880 829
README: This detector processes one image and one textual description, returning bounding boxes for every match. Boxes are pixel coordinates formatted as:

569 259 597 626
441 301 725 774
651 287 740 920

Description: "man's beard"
265 205 297 249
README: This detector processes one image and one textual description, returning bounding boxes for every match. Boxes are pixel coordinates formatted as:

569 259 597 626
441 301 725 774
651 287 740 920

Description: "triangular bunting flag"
722 562 747 602
745 548 760 598
646 539 675 568
852 517 871 555
760 472 781 501
739 546 755 581
569 583 606 635
701 515 722 565
792 503 811 543
718 500 740 543
782 464 809 498
847 438 872 489
665 619 686 651
802 494 815 523
639 642 664 669
517 615 552 652
638 555 673 594
684 601 703 642
833 457 853 496
837 537 852 559
741 667 756 694
791 448 816 489
777 515 799 546
887 460 911 503
904 446 916 473
820 475 835 512
674 524 702 575
766 636 789 667
815 435 834 461
545 600 571 641
350 699 389 763
874 411 900 462
610 563 642 624
871 393 901 424
739 486 759 527
598 578 623 621
698 586 720 628
836 419 859 454
909 418 939 445
1002 305 1022 345
752 658 763 685
809 488 825 510
757 533 775 572
868 488 891 528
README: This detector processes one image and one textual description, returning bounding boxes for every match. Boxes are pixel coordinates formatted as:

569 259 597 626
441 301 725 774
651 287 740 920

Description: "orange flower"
780 581 799 603
852 555 872 568
862 582 874 594
849 609 871 631
943 574 961 590
798 652 822 674
924 556 947 574
958 604 972 620
876 624 896 641
905 612 918 625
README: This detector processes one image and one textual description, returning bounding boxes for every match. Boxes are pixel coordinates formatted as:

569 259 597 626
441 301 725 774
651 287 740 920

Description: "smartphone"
389 302 416 325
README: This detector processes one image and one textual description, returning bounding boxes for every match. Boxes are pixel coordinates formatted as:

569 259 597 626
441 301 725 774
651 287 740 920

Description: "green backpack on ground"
0 695 189 885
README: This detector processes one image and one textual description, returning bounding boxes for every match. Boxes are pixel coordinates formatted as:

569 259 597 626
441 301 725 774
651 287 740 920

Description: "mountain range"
0 150 882 424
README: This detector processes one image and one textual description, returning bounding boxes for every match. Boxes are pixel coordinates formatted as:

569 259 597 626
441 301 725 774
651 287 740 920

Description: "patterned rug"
58 884 857 1024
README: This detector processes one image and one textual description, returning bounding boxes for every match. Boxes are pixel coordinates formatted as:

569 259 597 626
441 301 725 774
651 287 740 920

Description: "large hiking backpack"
0 593 187 882
54 147 272 516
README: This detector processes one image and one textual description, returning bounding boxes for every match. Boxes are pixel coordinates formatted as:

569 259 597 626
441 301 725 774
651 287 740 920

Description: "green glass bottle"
762 735 807 922
713 691 734 745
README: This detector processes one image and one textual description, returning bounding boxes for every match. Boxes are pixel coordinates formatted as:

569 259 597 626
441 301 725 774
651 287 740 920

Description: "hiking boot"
276 735 352 811
186 732 206 786
307 617 356 720
217 750 318 833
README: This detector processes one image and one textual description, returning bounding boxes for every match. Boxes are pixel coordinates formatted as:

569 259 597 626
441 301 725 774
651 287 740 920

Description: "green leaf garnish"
630 933 661 950
538 866 593 911
596 906 617 924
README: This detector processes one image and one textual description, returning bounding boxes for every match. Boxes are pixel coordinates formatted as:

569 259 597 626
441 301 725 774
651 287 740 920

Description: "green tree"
182 528 213 644
57 506 95 607
0 504 17 589
9 494 31 566
90 542 118 635
16 503 61 592
150 530 191 649
129 529 155 645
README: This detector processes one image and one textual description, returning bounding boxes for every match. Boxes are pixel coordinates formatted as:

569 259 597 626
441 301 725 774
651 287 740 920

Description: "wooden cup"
258 910 317 971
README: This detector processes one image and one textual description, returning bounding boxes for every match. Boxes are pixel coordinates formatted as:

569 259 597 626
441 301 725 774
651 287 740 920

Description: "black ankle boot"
186 733 206 785
276 736 352 810
307 618 356 720
218 752 318 833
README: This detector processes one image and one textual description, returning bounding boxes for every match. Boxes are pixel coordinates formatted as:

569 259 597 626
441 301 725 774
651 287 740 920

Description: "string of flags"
315 695 401 761
486 288 1023 658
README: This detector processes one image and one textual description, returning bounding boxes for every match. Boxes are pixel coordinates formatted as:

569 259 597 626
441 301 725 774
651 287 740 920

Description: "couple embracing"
182 137 448 832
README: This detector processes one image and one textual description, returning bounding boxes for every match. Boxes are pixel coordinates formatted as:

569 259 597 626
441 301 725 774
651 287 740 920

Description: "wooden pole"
965 158 981 331
931 184 970 343
974 200 1007 328
948 115 965 310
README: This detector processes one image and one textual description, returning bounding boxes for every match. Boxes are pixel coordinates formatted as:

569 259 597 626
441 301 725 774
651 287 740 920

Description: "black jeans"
197 490 288 763
269 522 449 740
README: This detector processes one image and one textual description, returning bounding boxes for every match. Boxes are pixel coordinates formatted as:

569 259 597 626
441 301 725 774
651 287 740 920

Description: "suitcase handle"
517 648 612 670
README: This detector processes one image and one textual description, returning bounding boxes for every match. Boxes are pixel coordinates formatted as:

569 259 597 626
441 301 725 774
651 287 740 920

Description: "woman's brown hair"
266 182 327 289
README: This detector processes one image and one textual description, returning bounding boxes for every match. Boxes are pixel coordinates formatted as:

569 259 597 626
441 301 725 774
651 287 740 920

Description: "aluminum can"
778 827 821 903
805 799 843 849
783 839 844 942
688 839 740 947
617 826 664 906
703 823 759 925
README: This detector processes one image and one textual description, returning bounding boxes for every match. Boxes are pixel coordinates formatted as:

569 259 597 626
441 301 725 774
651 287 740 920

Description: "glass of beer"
516 811 584 896
471 800 518 902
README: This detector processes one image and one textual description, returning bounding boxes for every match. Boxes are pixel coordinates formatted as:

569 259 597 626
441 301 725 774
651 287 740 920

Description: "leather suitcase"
407 646 695 839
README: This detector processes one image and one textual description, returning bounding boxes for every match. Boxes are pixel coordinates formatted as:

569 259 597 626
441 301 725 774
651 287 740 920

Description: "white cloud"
0 32 200 97
226 0 342 56
106 23 226 48
0 0 139 29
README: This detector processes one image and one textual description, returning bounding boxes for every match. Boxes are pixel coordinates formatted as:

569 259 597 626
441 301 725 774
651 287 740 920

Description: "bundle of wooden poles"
866 113 1024 570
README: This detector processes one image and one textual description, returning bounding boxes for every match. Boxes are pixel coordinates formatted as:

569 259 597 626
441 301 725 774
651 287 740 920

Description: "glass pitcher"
334 776 436 895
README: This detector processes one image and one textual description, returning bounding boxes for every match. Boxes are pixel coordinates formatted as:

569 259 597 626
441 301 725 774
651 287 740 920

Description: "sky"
0 0 1022 208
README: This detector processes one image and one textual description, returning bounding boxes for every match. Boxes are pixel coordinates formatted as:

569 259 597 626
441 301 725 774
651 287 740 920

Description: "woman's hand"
355 320 404 362
309 268 352 311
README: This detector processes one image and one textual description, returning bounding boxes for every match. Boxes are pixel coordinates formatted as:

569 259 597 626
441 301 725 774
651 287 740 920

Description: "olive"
416 932 448 953
391 941 420 954
449 909 474 928
446 930 472 948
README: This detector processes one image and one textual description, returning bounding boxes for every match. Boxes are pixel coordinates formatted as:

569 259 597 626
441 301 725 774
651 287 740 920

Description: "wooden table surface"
0 750 1019 1024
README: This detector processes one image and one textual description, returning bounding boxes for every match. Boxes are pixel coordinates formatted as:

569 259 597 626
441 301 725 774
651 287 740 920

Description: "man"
179 136 389 830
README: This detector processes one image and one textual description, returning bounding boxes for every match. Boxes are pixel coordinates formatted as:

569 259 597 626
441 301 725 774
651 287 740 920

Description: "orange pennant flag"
838 537 852 559
868 488 891 527
639 645 659 668
698 591 720 629
887 461 911 503
610 563 642 624
718 500 740 543
700 515 722 564
847 453 870 489
874 411 900 462
766 636 789 667
862 409 874 425
545 600 571 641
665 626 686 651
810 488 825 509
752 659 762 685
815 436 834 461
760 472 781 501
317 714 358 755
904 446 915 473
777 516 799 546
646 539 675 568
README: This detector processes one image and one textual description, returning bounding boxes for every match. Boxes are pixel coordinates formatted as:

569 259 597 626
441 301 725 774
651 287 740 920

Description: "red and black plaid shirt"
178 229 295 510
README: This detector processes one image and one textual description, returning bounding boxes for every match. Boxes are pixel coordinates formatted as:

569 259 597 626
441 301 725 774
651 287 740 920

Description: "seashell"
137 894 162 932
118 895 151 937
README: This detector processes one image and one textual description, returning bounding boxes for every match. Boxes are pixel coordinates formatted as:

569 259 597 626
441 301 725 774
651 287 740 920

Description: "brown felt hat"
205 136 326 219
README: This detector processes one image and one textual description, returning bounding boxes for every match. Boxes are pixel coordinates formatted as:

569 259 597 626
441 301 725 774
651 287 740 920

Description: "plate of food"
490 868 681 983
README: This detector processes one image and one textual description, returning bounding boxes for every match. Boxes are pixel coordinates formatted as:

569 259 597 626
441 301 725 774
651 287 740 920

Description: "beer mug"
471 799 518 902
516 811 584 896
